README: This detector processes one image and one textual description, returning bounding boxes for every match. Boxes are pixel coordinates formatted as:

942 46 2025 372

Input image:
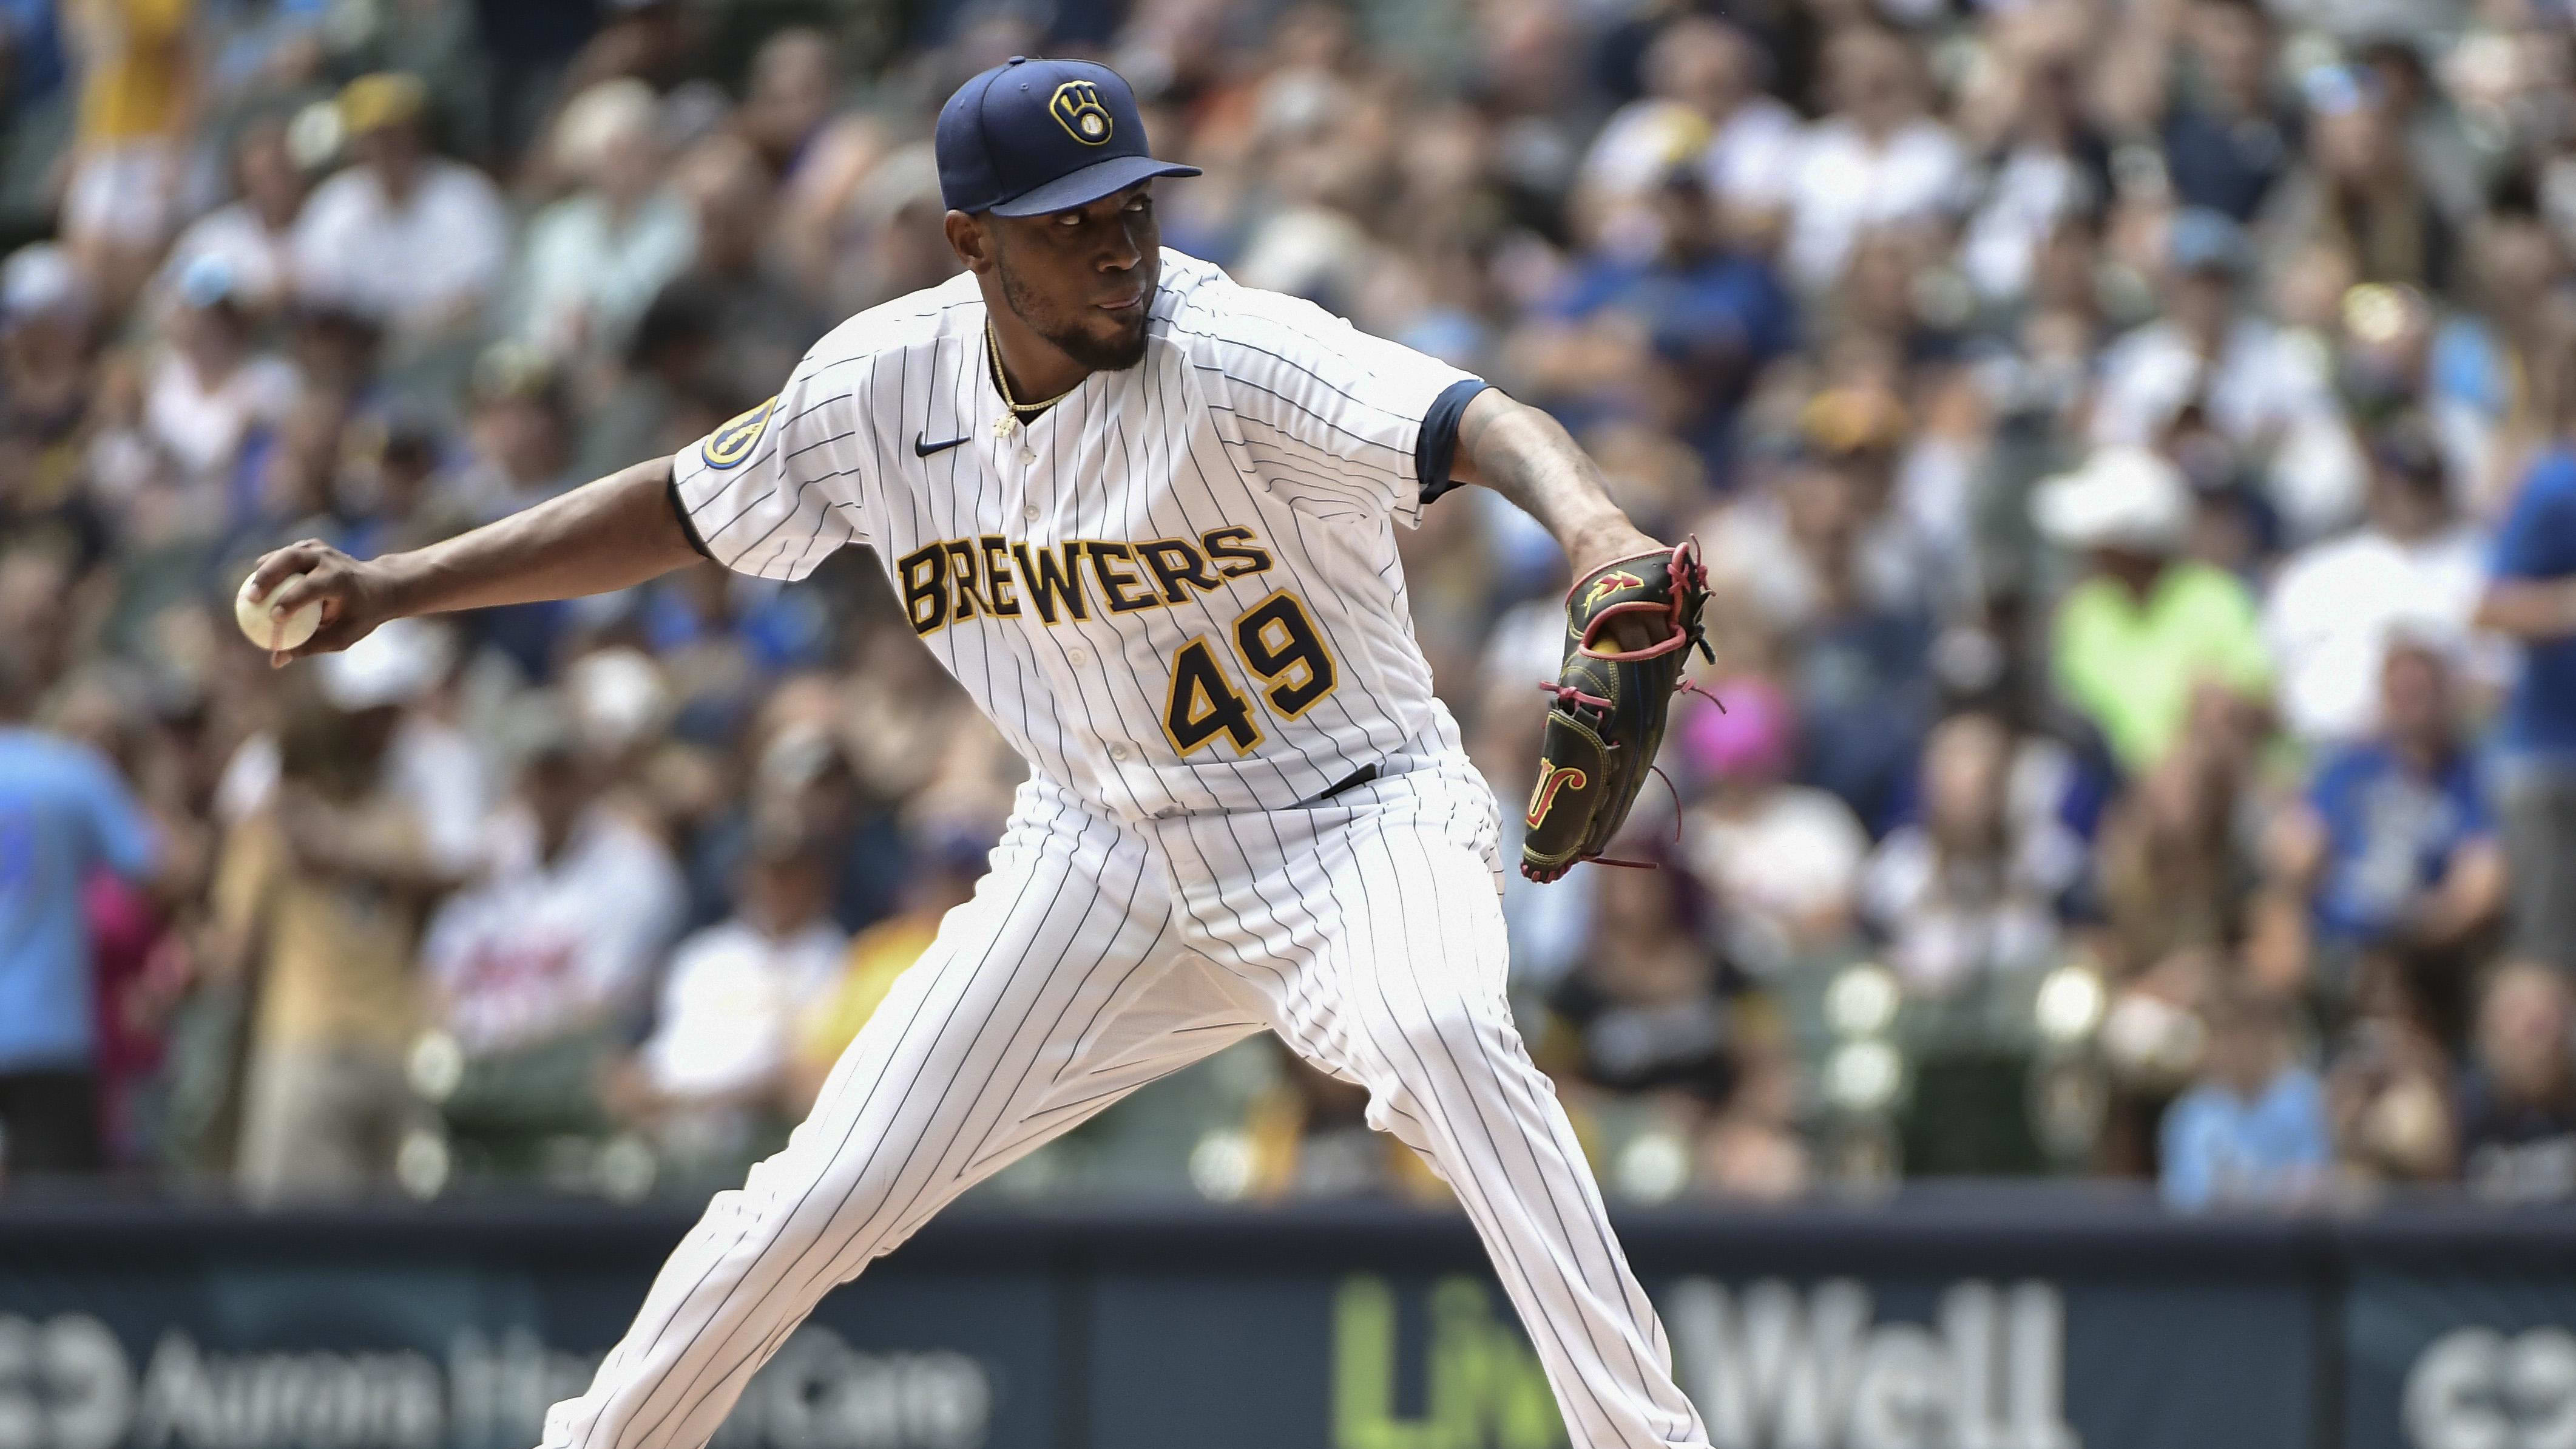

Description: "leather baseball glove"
1520 538 1714 883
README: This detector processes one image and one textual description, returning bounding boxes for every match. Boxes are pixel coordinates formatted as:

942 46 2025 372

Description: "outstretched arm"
1449 389 1662 579
243 455 701 663
2475 579 2576 641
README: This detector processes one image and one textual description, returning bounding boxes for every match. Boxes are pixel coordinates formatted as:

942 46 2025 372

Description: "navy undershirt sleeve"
1415 378 1494 507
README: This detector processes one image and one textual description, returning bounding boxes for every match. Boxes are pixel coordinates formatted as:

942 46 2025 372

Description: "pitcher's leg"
1162 803 1708 1449
541 804 1260 1449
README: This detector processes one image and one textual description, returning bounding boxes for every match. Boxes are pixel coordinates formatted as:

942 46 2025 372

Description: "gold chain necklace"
987 318 1080 421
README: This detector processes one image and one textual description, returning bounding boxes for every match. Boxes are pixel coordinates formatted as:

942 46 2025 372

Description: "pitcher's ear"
945 209 993 272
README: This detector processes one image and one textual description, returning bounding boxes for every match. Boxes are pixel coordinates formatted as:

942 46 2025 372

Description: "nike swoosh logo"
914 432 971 457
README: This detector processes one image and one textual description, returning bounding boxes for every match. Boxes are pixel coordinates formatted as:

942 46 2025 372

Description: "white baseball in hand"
235 572 323 652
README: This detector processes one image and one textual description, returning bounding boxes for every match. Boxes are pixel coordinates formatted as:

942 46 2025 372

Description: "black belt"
1309 763 1379 804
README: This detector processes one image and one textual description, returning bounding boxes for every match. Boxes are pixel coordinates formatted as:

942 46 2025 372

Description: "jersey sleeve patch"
701 396 778 470
669 344 873 582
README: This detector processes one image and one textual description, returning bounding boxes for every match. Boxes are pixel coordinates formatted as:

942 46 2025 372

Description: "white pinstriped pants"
539 747 1710 1449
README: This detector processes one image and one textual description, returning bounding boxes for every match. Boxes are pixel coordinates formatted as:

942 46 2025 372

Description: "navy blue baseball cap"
935 56 1199 217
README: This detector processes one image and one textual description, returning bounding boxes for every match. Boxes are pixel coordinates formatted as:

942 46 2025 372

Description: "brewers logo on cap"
1049 81 1114 146
703 396 776 470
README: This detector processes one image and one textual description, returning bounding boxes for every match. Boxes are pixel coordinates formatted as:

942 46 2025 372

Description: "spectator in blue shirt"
2152 0 2299 223
2265 637 2505 1027
0 654 157 1176
2160 986 2331 1210
2475 442 2576 974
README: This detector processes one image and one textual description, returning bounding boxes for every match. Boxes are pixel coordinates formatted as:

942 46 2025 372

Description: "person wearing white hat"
2037 445 2273 773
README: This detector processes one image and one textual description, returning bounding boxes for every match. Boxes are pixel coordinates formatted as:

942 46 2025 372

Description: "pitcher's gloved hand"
1520 538 1715 883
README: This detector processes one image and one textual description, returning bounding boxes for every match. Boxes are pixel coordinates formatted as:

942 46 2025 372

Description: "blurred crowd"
5 0 2576 1212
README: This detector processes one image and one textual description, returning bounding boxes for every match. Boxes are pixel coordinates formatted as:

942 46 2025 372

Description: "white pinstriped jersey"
670 248 1483 822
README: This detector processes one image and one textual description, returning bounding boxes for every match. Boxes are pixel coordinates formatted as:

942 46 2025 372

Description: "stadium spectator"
1779 24 1964 296
790 832 982 1112
2160 986 2331 1210
1513 161 1794 480
512 78 695 366
1951 12 2109 310
735 29 836 183
143 255 299 495
156 115 305 318
212 619 483 883
615 829 843 1181
289 73 509 353
1860 711 2083 999
1677 676 1867 976
2093 688 2262 984
2456 961 2576 1202
2263 69 2456 297
212 675 438 1202
1692 1044 1808 1201
2325 957 2458 1191
2107 0 2299 225
2037 445 2272 776
417 707 683 1175
667 132 824 409
0 651 158 1177
2436 195 2559 515
2266 421 2492 747
2263 638 2504 1023
2090 208 2359 542
2478 394 2576 977
60 0 195 310
1538 855 1749 1109
1 245 101 522
1579 16 1797 233
577 280 720 481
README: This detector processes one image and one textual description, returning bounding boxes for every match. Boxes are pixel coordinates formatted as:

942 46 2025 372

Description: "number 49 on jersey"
1161 589 1336 757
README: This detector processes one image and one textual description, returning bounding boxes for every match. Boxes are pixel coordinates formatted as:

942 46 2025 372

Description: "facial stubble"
993 242 1151 375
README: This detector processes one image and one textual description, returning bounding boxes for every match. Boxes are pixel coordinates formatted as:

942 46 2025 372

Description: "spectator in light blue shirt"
0 656 157 1176
2160 988 2331 1210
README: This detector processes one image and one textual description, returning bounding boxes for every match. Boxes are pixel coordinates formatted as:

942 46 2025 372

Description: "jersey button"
1019 447 1038 465
1066 647 1091 667
1022 504 1040 521
1107 742 1131 761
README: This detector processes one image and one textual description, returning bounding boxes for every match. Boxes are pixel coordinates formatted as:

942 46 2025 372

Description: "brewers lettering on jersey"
242 54 1716 1449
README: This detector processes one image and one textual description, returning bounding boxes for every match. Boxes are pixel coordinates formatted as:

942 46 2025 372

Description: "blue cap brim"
987 154 1201 217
